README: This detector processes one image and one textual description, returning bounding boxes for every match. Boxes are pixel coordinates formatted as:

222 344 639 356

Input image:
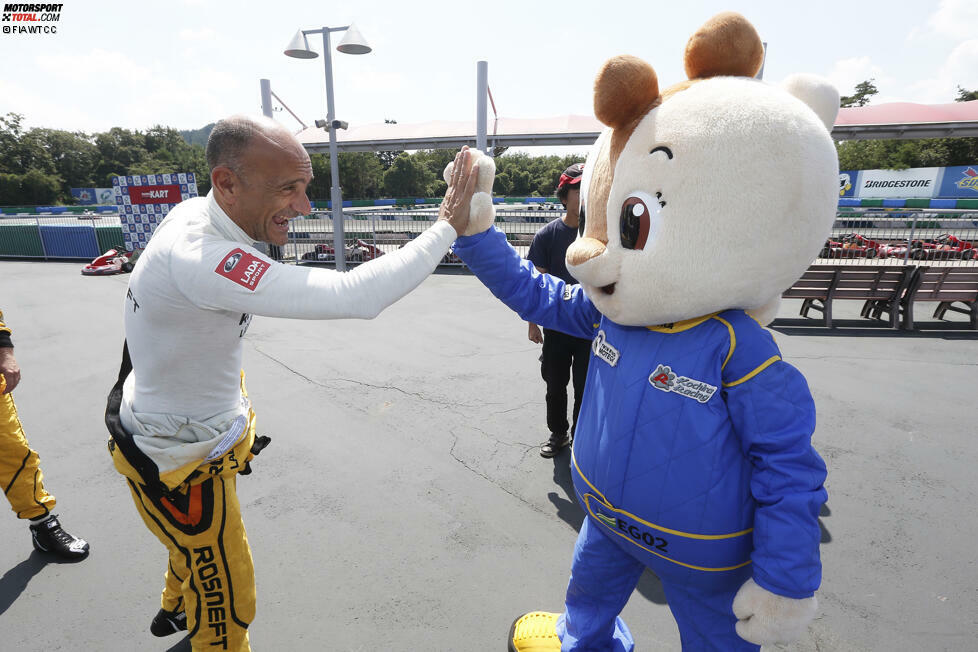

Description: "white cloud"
35 48 152 80
924 0 978 40
0 80 102 131
825 56 890 97
908 39 978 103
178 27 216 41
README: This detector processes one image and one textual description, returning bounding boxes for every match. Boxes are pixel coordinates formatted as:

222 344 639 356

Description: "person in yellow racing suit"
1 309 89 559
107 115 478 651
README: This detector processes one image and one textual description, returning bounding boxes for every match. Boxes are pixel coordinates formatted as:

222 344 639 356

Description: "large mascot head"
567 12 840 326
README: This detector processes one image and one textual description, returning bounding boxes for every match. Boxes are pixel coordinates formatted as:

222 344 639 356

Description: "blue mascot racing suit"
454 227 827 651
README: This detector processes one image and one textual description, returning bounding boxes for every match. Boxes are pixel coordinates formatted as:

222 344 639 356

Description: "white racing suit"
107 191 455 651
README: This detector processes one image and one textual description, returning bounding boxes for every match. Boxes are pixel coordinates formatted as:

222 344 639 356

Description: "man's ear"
211 166 238 203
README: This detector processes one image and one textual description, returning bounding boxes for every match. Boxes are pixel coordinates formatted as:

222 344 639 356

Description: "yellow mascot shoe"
508 611 562 652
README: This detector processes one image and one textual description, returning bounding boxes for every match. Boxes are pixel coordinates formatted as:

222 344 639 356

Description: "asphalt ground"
0 260 976 652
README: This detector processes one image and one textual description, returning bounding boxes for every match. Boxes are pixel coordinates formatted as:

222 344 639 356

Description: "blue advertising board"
838 171 857 198
938 165 978 198
70 187 97 205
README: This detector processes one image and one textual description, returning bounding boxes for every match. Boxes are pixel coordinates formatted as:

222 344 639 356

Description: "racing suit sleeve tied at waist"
105 342 257 492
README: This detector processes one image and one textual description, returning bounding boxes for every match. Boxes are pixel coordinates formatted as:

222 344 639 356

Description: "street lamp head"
336 23 371 55
284 30 318 59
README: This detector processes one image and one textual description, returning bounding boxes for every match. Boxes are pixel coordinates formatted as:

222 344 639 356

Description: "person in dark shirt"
526 163 591 457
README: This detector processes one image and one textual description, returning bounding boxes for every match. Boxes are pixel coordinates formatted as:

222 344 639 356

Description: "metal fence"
287 207 563 266
825 209 978 265
2 207 977 268
0 213 125 260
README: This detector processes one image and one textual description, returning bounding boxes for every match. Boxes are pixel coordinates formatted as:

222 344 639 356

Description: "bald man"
105 116 477 651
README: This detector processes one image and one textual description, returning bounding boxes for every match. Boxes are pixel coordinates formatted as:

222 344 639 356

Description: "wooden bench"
782 265 915 328
899 266 978 330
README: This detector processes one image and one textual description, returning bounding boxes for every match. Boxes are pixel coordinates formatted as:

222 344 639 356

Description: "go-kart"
820 233 881 259
81 249 135 276
300 239 385 263
919 234 976 260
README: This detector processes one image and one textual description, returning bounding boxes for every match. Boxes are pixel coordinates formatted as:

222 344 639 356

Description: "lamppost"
284 24 371 271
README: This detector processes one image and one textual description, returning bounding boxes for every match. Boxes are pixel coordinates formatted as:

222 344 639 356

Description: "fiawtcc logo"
2 3 62 35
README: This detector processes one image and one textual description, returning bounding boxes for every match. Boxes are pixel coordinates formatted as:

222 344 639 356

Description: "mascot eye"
620 192 662 251
578 201 586 237
650 146 673 159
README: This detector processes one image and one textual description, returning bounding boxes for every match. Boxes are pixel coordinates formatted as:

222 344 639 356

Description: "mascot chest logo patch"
649 364 717 403
592 330 620 367
215 248 269 291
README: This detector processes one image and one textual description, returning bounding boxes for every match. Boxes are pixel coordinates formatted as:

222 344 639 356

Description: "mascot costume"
447 12 838 652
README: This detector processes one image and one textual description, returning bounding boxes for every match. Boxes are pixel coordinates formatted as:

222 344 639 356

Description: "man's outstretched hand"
439 147 479 237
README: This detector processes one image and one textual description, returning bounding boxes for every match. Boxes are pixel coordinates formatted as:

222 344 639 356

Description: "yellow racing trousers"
109 387 259 652
0 374 56 520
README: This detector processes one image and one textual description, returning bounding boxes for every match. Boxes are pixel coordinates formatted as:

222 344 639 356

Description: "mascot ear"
782 73 840 131
685 12 764 80
594 55 660 129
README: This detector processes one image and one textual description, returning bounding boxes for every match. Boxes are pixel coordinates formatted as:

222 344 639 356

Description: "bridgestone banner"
856 168 941 199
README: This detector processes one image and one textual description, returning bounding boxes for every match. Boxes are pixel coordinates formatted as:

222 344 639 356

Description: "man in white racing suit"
106 115 477 651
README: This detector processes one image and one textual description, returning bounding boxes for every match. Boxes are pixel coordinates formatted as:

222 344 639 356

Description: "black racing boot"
29 515 90 560
150 608 188 637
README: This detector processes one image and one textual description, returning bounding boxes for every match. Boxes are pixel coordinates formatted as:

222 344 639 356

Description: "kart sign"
113 173 198 251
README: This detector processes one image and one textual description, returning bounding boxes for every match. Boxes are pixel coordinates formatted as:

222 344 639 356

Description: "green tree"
509 169 531 195
338 152 384 199
840 79 878 108
94 128 149 184
493 171 512 195
956 86 978 102
32 129 99 192
837 85 978 170
0 169 61 205
307 153 332 202
0 113 26 174
376 119 400 170
383 153 434 197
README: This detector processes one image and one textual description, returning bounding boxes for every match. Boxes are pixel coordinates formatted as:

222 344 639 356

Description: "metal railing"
287 208 563 266
824 209 978 265
2 207 977 268
0 212 124 260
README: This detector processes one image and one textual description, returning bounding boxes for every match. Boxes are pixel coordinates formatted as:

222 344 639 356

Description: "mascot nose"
567 237 607 266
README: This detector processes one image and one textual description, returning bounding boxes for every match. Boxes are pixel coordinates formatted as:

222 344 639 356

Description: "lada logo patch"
223 253 242 272
591 330 620 367
649 364 717 403
215 248 269 291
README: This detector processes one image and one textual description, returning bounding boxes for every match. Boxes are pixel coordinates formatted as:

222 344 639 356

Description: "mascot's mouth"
600 283 616 295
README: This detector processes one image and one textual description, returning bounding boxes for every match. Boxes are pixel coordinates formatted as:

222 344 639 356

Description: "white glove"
732 578 817 645
443 151 495 236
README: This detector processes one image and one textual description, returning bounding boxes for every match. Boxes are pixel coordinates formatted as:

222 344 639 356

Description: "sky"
1 0 977 144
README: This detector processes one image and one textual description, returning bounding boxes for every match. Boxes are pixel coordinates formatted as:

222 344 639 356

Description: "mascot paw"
508 611 561 652
444 150 496 236
732 578 817 645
